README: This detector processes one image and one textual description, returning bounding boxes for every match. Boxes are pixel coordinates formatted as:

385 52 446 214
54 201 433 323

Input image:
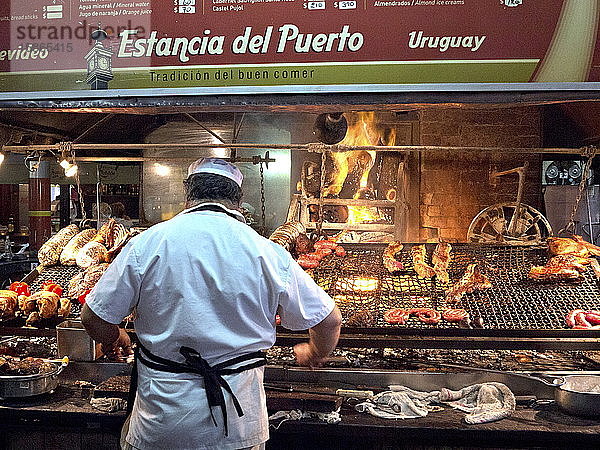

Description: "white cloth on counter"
268 409 342 429
90 397 127 413
355 382 515 424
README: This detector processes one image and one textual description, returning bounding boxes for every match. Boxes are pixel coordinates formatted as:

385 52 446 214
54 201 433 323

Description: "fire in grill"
311 243 600 330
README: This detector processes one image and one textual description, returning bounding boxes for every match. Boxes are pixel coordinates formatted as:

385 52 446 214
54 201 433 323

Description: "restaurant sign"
0 0 599 96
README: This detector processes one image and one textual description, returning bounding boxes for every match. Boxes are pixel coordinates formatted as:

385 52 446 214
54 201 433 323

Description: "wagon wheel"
467 202 553 244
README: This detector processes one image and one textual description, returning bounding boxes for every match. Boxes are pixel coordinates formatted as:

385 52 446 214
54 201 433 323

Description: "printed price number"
303 1 325 9
174 0 195 5
174 5 196 13
335 0 356 8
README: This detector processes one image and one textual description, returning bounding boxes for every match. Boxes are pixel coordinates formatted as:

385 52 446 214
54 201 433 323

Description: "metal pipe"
1 142 594 155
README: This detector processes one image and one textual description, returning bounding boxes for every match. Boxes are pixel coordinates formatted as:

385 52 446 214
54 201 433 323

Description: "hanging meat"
446 264 492 303
411 245 436 278
432 242 452 283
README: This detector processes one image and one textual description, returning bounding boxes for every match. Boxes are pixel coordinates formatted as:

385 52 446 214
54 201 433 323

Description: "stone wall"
418 107 543 242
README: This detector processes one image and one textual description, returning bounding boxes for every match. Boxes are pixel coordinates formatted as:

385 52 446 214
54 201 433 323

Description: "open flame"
325 112 397 225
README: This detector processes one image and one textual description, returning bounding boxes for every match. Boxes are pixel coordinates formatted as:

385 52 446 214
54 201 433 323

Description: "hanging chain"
259 160 266 236
316 150 327 238
560 145 596 235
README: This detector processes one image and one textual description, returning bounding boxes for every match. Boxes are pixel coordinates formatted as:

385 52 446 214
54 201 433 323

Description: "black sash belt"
127 342 267 436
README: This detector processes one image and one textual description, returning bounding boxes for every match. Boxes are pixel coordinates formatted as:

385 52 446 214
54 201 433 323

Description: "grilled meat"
432 242 452 283
0 355 54 376
411 245 436 278
58 298 72 318
442 308 469 323
383 241 404 273
409 307 442 324
547 235 600 258
346 310 375 327
565 309 600 329
529 254 589 282
446 264 492 303
0 290 18 318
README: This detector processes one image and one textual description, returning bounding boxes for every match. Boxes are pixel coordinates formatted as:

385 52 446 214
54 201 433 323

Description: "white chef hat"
187 157 243 187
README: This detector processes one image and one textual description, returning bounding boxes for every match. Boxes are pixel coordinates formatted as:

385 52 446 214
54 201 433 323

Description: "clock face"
98 57 109 69
88 59 95 70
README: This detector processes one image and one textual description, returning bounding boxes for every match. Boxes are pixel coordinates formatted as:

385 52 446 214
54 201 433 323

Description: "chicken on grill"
0 290 18 318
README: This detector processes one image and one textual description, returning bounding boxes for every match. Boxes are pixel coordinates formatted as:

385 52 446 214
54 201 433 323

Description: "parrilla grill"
307 243 600 331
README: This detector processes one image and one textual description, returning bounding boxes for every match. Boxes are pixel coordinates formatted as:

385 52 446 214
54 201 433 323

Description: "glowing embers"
334 276 379 293
332 275 379 305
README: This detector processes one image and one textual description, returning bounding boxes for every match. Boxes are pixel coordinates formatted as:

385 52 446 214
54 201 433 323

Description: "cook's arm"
294 306 342 368
81 304 132 355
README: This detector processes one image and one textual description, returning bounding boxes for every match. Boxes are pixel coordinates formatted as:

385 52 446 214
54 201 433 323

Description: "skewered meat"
76 241 108 268
82 263 110 291
67 271 85 299
408 308 441 324
432 242 452 283
105 223 130 262
38 224 79 266
411 245 436 278
0 290 18 318
383 241 404 273
59 228 97 265
346 310 375 327
58 298 72 318
94 219 118 248
269 221 306 251
383 308 410 324
446 264 492 303
442 308 469 323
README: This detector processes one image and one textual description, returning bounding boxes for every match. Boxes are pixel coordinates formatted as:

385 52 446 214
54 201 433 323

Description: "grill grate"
29 265 84 296
311 243 600 330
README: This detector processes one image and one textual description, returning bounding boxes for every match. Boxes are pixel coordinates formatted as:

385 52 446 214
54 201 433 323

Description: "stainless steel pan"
0 360 68 398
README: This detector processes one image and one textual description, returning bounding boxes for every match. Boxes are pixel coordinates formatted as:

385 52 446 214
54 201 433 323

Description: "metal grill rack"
24 265 84 296
309 243 600 332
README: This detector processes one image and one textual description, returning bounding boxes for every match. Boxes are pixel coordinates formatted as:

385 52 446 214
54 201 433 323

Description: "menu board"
1 0 600 95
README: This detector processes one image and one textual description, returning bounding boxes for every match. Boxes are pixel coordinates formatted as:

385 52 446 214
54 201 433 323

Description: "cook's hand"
293 342 327 368
101 328 133 359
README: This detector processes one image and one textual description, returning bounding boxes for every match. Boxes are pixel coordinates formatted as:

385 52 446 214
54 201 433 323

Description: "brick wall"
418 107 543 242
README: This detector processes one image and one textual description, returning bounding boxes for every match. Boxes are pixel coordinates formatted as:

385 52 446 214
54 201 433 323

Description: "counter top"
1 363 600 449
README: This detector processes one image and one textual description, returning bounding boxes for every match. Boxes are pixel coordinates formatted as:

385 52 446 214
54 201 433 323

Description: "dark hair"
184 173 242 205
110 202 126 218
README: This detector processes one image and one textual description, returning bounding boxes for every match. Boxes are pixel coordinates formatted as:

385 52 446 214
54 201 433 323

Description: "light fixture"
0 151 4 166
57 142 78 177
153 163 171 177
64 163 78 177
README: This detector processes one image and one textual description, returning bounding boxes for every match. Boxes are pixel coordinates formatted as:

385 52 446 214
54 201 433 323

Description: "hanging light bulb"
64 162 78 177
59 158 71 169
0 151 5 165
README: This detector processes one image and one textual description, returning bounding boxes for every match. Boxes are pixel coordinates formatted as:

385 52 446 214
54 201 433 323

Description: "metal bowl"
0 361 67 398
554 375 600 417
